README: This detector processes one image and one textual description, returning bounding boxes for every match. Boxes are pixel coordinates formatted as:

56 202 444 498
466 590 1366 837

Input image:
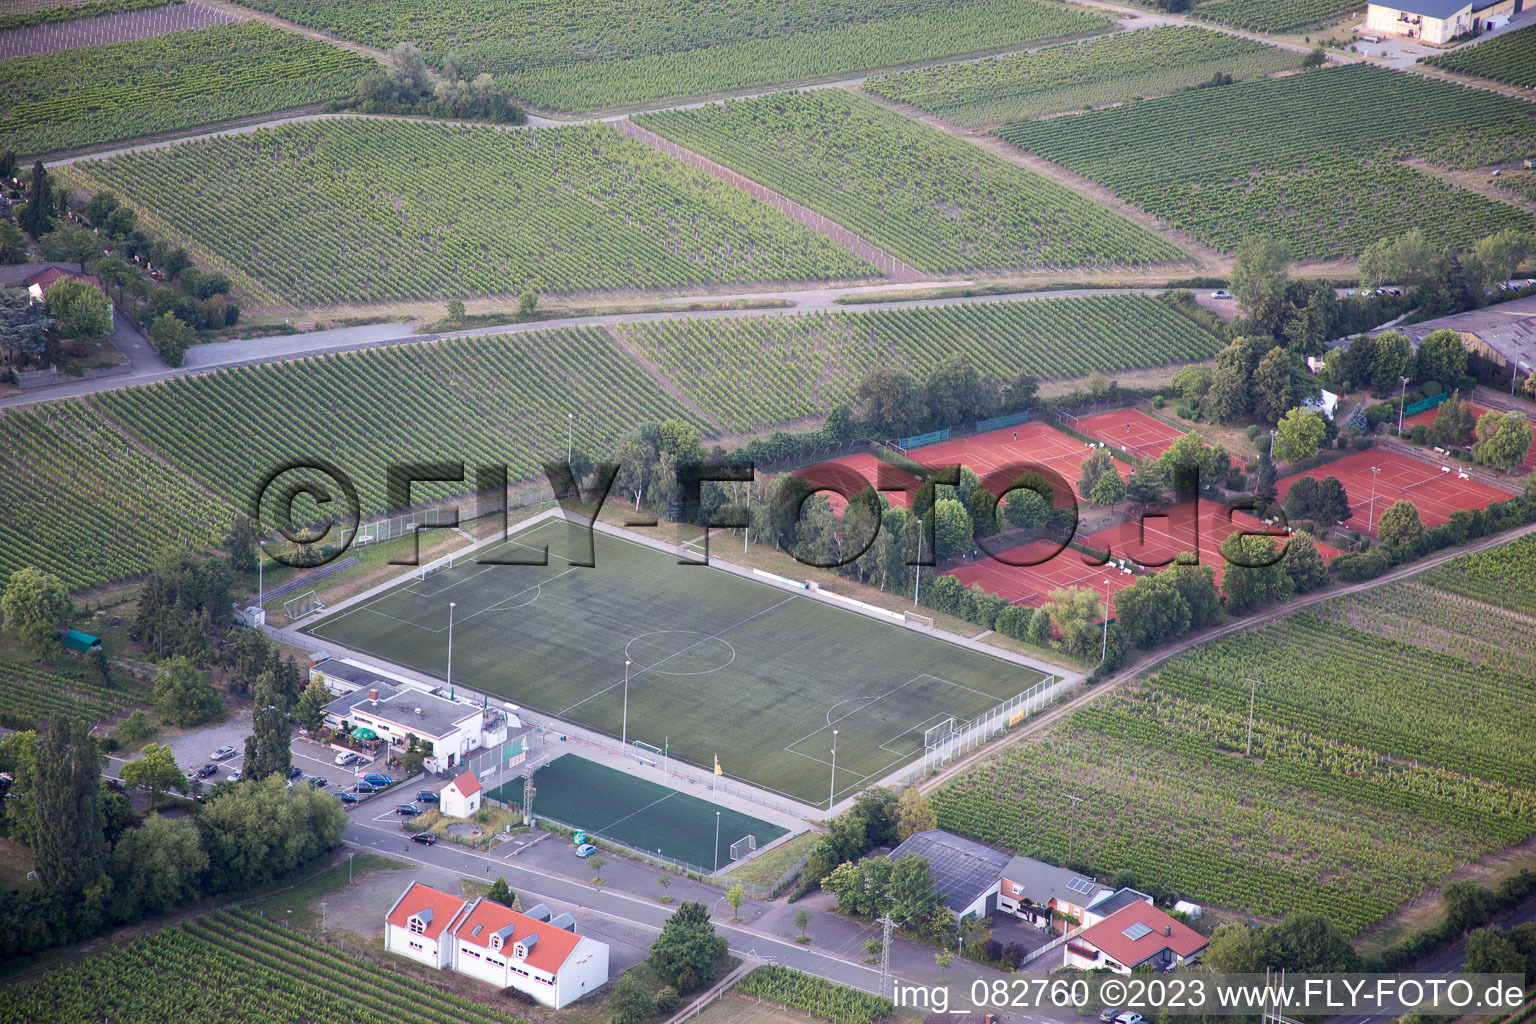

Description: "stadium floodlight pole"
829 729 838 812
1368 465 1381 533
1100 579 1111 663
913 520 923 606
714 811 720 875
622 660 631 749
447 602 456 700
1398 376 1410 435
567 412 573 464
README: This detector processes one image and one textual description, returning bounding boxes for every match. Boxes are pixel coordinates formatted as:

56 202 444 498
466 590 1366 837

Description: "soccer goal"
417 554 457 581
923 717 958 750
633 740 661 767
283 590 323 619
729 835 757 861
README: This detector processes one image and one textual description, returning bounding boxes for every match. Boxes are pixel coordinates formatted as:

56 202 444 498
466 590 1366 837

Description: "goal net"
283 590 323 619
729 835 757 861
923 718 958 750
417 553 457 581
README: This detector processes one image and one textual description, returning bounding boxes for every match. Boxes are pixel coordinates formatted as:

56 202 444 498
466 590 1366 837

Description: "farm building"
1365 0 1523 43
1402 294 1536 383
888 829 1011 919
384 881 609 1007
1063 901 1208 974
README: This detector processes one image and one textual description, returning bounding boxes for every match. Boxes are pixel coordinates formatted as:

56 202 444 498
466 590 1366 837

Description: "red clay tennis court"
945 539 1140 613
1275 447 1513 535
1402 401 1536 472
1069 408 1186 462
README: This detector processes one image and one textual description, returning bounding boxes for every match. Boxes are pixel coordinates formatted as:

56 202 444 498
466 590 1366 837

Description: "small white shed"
441 769 482 819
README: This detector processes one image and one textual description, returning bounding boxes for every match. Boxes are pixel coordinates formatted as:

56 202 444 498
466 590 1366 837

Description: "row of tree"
352 43 526 124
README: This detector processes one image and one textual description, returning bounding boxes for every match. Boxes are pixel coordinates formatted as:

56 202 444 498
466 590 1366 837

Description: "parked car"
353 781 377 794
576 843 598 858
361 773 392 788
1115 1013 1144 1024
411 831 437 845
1100 1009 1123 1023
211 746 238 761
196 763 219 778
395 804 421 816
416 791 440 804
333 791 358 804
227 768 242 782
308 776 329 789
287 766 304 779
334 751 361 766
1210 289 1232 300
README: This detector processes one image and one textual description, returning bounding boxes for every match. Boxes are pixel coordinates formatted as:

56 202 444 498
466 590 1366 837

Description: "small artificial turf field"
489 754 788 871
303 518 1045 807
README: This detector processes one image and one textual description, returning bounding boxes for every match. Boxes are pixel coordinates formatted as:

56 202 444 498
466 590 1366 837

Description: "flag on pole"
713 754 723 776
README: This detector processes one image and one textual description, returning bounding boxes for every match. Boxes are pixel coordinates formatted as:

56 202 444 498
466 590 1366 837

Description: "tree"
91 254 135 305
1219 534 1294 613
1253 913 1362 972
1252 347 1299 423
894 785 936 841
1077 448 1113 497
1377 500 1424 548
1283 532 1330 593
648 901 728 993
1039 586 1104 659
1315 476 1350 523
1465 927 1527 975
1231 235 1291 332
1274 408 1326 462
43 278 111 344
486 876 515 907
0 286 53 362
109 813 207 923
148 312 194 367
446 299 466 321
1005 370 1038 412
931 497 972 561
1204 360 1249 423
1025 606 1052 645
1 566 71 649
1114 572 1191 649
1415 329 1468 386
1468 228 1532 296
923 354 987 428
153 656 222 727
794 908 812 940
1157 432 1231 490
1369 331 1412 391
1473 411 1533 471
1358 228 1435 293
856 366 924 435
1429 394 1475 449
243 703 291 781
1125 462 1168 505
294 674 330 732
1302 45 1327 66
32 717 107 896
120 743 186 807
0 222 26 265
384 42 430 92
1090 464 1125 507
1169 366 1213 401
886 855 942 925
222 516 258 573
725 883 745 920
608 972 654 1024
198 776 347 892
21 161 54 237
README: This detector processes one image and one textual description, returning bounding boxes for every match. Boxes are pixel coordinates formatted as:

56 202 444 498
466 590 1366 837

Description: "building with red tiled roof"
1063 902 1208 974
441 769 482 818
382 882 609 1007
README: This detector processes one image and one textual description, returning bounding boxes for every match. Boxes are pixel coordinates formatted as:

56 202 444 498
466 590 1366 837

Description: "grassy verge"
726 831 821 887
244 852 404 930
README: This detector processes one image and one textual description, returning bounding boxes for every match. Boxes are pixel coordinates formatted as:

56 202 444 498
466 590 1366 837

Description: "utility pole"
1065 793 1084 863
447 602 456 700
1245 677 1262 757
1099 578 1111 663
829 729 838 812
622 659 631 748
1367 465 1380 533
714 811 721 875
522 762 535 828
567 412 573 465
878 913 894 1000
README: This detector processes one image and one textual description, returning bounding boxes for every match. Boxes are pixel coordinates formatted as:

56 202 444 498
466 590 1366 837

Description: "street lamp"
567 412 574 464
1099 579 1111 663
622 660 631 749
1367 465 1381 533
1397 375 1410 435
447 602 456 699
913 519 923 606
829 729 838 811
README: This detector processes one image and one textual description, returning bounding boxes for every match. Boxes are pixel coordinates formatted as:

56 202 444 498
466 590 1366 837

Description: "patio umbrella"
351 727 378 740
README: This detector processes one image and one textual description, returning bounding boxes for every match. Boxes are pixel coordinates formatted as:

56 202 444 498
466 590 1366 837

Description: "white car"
227 768 243 782
1115 1014 1145 1024
334 751 361 766
1210 289 1232 300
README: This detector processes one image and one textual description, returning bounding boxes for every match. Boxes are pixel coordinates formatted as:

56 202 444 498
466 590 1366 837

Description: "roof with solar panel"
1001 854 1112 907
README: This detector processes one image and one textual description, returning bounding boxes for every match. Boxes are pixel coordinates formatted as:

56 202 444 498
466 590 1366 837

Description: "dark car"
333 791 358 804
415 791 440 804
395 804 421 816
287 765 304 779
411 832 437 845
196 763 220 778
308 776 329 789
353 781 377 794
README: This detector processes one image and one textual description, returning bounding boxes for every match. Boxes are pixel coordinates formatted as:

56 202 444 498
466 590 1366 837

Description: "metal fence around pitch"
899 672 1074 783
343 507 470 548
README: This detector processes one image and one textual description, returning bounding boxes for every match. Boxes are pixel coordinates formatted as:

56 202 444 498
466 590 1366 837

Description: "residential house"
1080 887 1155 928
0 262 104 304
1063 902 1208 974
384 882 609 1007
1365 0 1522 44
995 855 1111 931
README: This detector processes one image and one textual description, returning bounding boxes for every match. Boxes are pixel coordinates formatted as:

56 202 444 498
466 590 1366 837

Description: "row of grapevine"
0 21 370 156
616 294 1222 430
0 657 145 726
736 965 893 1024
999 63 1536 259
1189 0 1363 33
0 911 532 1023
1424 26 1536 89
865 27 1302 127
72 118 875 304
638 91 1187 274
933 576 1536 933
0 400 231 589
1419 533 1536 614
0 0 175 33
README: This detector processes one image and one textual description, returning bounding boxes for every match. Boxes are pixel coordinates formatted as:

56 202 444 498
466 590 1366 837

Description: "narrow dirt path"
601 324 727 433
197 0 389 63
612 118 927 284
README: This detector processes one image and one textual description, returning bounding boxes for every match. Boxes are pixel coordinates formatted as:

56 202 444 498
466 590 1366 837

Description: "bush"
1421 380 1442 397
1409 424 1428 444
1152 395 1165 408
1226 472 1247 491
1333 549 1390 582
654 987 681 1014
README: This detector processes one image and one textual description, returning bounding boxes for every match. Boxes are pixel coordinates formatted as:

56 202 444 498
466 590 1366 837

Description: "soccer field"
303 519 1044 807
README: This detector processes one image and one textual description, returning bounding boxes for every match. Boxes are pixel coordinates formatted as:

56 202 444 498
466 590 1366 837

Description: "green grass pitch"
489 754 789 870
303 519 1044 807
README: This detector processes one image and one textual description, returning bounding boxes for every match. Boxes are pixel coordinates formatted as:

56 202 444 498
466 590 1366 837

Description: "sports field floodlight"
714 811 721 875
1368 465 1381 533
567 411 574 464
1398 375 1410 435
1099 579 1111 663
622 659 632 748
829 728 838 811
913 518 923 606
447 602 456 699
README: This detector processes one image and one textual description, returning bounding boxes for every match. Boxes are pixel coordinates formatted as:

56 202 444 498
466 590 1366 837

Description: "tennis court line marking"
554 594 800 717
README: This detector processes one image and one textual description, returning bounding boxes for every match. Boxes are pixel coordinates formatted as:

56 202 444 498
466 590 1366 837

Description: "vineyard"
0 0 173 33
0 909 533 1023
735 966 893 1024
932 577 1536 933
0 656 144 727
1420 533 1536 615
864 27 1301 127
0 21 370 156
1423 26 1536 89
638 91 1187 273
0 400 231 590
71 118 874 304
999 63 1536 259
614 294 1221 430
90 327 703 517
231 0 1107 112
1188 0 1363 33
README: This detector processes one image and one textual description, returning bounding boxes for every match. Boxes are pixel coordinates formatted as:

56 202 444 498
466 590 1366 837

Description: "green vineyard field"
999 63 1536 258
0 0 167 31
865 26 1301 127
71 118 874 305
1420 533 1536 615
616 294 1221 430
1189 0 1363 33
1424 26 1536 89
0 909 532 1023
231 0 1107 112
0 656 145 727
0 22 373 157
638 91 1187 273
0 401 231 591
933 573 1536 933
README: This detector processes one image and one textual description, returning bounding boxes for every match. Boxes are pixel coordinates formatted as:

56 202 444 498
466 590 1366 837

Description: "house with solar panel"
1063 901 1208 974
995 855 1113 930
384 881 610 1007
